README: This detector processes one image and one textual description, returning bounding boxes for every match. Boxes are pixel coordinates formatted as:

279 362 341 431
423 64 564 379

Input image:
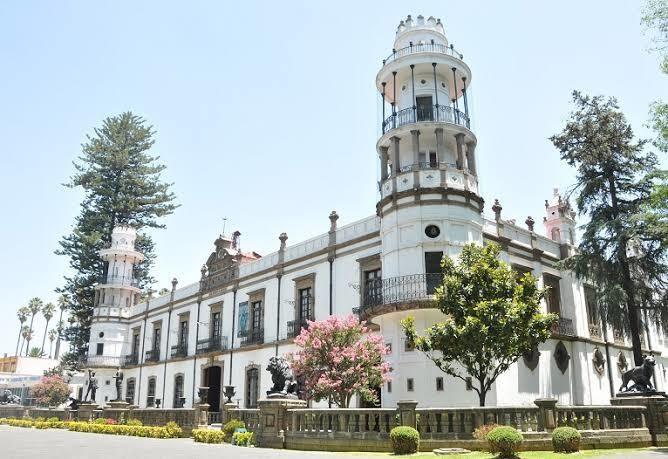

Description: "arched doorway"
203 366 222 412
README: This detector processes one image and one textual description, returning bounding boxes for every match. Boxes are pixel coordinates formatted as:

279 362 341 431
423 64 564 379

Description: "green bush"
552 426 581 453
165 421 183 438
389 426 420 455
66 421 180 438
47 417 60 423
487 426 523 458
193 428 226 444
473 423 498 451
93 417 107 424
0 418 7 424
232 431 254 447
126 418 143 426
7 419 34 428
222 419 246 442
34 416 46 422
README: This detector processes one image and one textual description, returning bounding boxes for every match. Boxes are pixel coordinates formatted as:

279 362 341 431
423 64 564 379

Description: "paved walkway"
2 425 668 458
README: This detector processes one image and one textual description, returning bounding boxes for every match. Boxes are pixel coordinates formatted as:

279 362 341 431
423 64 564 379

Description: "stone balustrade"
290 408 398 434
555 405 646 430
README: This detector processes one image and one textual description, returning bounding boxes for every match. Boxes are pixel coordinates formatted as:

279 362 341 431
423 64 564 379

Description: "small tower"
87 225 144 404
543 188 576 244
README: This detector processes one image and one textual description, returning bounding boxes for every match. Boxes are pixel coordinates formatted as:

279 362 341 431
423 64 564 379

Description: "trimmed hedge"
389 426 420 455
222 419 245 443
67 421 180 438
193 428 226 443
552 426 581 453
232 431 254 447
487 426 523 458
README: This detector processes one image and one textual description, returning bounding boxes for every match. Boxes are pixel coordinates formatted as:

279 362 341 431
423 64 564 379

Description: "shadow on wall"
517 359 540 395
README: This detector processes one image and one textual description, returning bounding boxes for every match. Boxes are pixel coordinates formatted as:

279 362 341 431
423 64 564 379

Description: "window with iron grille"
131 331 140 357
246 367 259 408
152 327 161 357
364 269 382 305
96 343 104 356
251 301 262 333
173 375 184 408
211 311 221 339
544 275 562 315
298 287 312 323
146 377 156 407
179 320 188 347
125 378 136 405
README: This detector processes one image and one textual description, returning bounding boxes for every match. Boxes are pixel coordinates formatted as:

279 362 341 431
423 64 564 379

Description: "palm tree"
15 306 30 357
54 294 69 360
26 298 43 356
20 326 32 356
28 347 42 358
40 302 56 356
47 329 58 358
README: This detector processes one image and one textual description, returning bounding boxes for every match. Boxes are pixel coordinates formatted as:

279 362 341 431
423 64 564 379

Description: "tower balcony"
83 355 123 368
379 163 479 202
96 274 141 291
382 105 469 135
382 42 464 66
358 273 441 320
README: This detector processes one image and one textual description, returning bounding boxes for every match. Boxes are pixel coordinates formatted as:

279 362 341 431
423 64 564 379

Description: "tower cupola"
543 188 576 244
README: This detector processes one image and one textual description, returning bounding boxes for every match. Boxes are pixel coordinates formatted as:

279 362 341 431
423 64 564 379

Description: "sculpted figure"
113 368 124 401
619 355 656 393
266 356 298 396
84 369 99 401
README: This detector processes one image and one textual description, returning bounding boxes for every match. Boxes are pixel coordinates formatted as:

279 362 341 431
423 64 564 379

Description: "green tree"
47 329 58 359
54 295 68 360
20 325 31 356
402 243 556 406
57 112 178 364
26 298 43 356
40 302 56 355
15 306 30 357
550 91 668 366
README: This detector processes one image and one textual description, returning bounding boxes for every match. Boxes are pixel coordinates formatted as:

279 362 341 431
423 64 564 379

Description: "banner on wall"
237 301 249 337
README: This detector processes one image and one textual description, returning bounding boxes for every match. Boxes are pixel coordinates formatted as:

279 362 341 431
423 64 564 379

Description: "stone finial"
172 277 179 290
279 232 288 250
492 199 502 221
147 288 155 300
525 216 535 232
329 211 339 232
200 264 207 278
231 230 241 251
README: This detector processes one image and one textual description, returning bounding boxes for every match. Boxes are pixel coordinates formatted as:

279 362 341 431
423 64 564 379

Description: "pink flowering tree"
32 375 71 407
287 314 391 408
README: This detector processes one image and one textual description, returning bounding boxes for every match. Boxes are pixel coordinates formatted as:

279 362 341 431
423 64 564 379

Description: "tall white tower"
87 225 144 404
364 15 484 407
543 188 576 245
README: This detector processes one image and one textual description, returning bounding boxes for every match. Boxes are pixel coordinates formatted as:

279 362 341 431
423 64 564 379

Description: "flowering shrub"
31 375 71 407
193 428 225 443
287 314 391 407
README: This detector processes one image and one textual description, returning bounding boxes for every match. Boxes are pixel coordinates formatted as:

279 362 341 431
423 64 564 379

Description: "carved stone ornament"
617 352 629 374
592 347 606 375
523 347 540 371
554 341 570 374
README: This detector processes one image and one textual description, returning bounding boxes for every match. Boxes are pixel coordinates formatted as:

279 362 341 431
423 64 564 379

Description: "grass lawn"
344 448 659 458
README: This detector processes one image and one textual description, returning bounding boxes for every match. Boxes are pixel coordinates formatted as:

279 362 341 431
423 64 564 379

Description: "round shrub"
47 417 60 423
193 428 226 444
126 419 143 426
232 431 254 447
389 426 420 455
487 426 523 458
473 423 498 451
552 426 581 453
222 419 246 442
93 417 107 424
165 421 183 438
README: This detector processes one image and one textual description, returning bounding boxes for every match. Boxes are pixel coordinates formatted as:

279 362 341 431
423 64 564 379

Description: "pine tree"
57 112 178 364
550 91 668 366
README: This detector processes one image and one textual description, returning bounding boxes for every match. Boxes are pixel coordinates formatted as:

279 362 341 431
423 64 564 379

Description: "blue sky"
0 1 665 356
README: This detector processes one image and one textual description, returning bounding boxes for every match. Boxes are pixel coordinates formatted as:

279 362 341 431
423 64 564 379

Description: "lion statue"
266 356 298 396
619 355 656 393
0 389 21 405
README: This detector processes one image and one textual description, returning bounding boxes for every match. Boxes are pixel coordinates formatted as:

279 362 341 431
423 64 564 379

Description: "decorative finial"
525 216 535 232
279 232 288 250
492 199 502 221
172 277 179 289
329 211 339 232
200 264 207 278
231 230 241 251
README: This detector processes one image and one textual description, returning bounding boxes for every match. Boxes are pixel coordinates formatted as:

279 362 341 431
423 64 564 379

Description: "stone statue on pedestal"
112 368 124 402
619 355 657 393
84 369 98 402
266 356 298 397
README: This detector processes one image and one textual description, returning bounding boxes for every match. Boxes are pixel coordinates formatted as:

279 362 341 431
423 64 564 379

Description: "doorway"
416 96 433 121
425 251 443 295
203 366 222 412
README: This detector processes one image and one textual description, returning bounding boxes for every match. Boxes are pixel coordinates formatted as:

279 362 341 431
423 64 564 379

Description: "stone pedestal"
397 400 418 429
222 402 237 424
195 403 210 429
104 400 130 423
611 394 668 445
256 397 307 449
77 402 100 422
534 398 558 432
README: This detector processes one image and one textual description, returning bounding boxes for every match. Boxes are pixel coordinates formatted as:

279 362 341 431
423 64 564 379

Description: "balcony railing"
123 354 139 367
552 317 576 337
196 336 229 355
98 274 141 288
240 329 264 347
287 319 310 338
382 105 470 134
361 274 442 311
383 42 464 65
145 349 160 362
84 355 123 368
171 343 188 358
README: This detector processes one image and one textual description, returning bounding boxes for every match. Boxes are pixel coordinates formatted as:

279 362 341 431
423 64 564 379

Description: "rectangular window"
125 379 136 405
298 287 312 323
146 377 156 407
416 95 433 121
386 342 392 354
584 286 599 325
96 343 104 356
363 269 382 306
404 338 415 352
153 327 161 354
211 311 221 339
387 381 392 393
425 252 443 294
179 320 188 347
132 331 140 357
544 275 562 315
246 368 259 408
251 301 262 332
436 377 444 391
407 378 414 392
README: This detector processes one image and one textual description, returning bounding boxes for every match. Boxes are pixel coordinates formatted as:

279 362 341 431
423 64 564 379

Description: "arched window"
125 378 136 405
146 377 156 407
551 227 561 242
245 367 259 408
173 375 184 408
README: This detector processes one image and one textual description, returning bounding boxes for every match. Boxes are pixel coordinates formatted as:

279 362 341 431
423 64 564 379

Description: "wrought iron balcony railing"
552 317 576 337
383 42 464 65
361 273 442 311
123 354 139 367
287 319 310 338
145 348 160 362
382 105 470 134
84 355 123 368
171 343 188 358
98 275 141 288
196 336 229 354
240 329 264 347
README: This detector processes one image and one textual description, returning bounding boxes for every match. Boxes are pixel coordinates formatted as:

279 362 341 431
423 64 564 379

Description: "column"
455 133 466 170
380 146 389 181
391 136 400 176
466 141 477 175
435 128 444 164
410 130 420 168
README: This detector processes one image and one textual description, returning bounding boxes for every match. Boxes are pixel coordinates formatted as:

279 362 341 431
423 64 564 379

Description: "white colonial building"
86 15 668 413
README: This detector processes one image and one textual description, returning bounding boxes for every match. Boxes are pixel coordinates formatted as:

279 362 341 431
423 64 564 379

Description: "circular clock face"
425 225 440 238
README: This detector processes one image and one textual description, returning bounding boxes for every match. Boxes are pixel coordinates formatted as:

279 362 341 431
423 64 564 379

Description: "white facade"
86 15 668 411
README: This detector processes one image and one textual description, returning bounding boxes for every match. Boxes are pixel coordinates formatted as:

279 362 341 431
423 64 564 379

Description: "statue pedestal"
77 402 100 422
104 401 130 423
612 394 668 445
256 397 306 449
195 403 210 429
